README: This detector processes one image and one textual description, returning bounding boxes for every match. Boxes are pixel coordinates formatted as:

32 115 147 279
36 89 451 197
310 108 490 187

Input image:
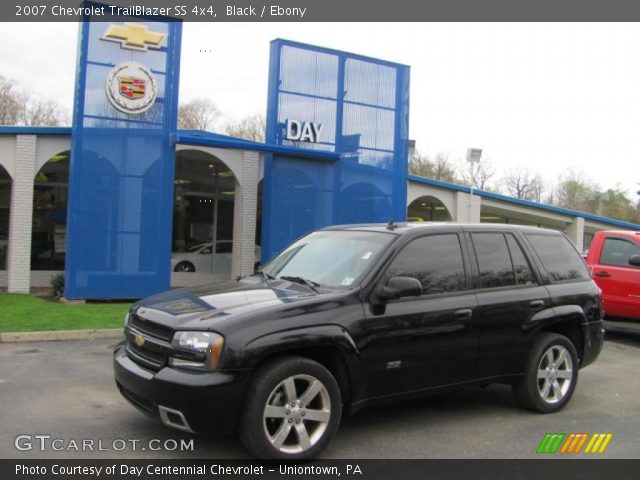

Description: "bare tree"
225 113 265 142
431 153 458 183
0 75 66 126
19 96 65 126
502 167 544 201
409 151 458 183
178 98 221 131
458 158 495 190
0 76 20 125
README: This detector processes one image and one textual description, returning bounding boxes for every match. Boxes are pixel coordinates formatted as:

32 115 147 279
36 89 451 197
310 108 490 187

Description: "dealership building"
0 18 638 298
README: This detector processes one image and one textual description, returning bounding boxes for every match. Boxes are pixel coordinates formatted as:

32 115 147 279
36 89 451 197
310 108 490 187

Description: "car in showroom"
115 222 604 459
171 241 260 274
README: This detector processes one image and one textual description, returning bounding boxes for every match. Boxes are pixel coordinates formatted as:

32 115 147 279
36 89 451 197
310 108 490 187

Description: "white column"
454 191 481 223
566 216 585 252
7 135 37 293
231 150 259 279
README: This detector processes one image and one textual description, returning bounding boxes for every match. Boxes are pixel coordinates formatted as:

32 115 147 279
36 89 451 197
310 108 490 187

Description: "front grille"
125 319 174 372
130 313 173 342
125 342 166 371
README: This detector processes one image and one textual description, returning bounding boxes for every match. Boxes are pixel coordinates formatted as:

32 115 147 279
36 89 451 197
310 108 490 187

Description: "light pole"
466 148 482 222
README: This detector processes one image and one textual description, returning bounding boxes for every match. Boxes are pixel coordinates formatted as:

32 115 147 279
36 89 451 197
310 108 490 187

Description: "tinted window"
525 233 590 282
387 234 466 295
472 233 516 288
600 238 640 267
505 234 537 285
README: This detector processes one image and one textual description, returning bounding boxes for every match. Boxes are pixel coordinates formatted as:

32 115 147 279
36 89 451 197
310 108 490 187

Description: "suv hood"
132 279 318 331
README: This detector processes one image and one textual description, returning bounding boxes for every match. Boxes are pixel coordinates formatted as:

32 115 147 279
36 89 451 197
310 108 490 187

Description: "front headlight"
170 331 224 371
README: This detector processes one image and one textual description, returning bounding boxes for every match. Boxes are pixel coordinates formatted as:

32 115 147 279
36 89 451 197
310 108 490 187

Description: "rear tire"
239 357 342 460
513 333 578 413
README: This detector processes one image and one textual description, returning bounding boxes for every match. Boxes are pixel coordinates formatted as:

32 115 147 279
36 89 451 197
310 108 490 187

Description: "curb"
0 329 124 343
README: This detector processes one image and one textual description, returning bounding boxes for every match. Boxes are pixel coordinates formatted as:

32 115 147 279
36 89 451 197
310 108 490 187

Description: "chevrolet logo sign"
102 23 166 51
134 335 145 348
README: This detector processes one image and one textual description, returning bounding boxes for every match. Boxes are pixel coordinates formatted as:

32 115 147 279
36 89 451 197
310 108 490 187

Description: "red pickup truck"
584 230 640 320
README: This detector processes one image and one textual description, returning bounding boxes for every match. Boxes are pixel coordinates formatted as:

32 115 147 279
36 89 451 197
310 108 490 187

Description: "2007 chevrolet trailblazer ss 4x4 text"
114 223 604 459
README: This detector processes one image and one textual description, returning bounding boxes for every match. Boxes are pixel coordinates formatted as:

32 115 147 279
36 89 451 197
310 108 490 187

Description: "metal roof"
408 174 640 230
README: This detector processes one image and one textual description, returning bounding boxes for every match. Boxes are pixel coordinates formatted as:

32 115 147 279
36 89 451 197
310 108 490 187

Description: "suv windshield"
261 230 395 289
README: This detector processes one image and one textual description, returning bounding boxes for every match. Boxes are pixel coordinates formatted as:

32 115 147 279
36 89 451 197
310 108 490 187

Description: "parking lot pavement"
0 331 639 460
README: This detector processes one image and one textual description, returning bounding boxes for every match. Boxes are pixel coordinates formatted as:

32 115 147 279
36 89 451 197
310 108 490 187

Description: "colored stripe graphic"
538 433 613 454
560 433 589 453
537 433 566 453
584 433 613 454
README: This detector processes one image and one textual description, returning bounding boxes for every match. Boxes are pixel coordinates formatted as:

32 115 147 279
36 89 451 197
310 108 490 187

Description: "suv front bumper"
114 343 250 435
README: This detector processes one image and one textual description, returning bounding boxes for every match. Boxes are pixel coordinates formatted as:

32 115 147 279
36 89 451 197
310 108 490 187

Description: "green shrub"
50 273 65 298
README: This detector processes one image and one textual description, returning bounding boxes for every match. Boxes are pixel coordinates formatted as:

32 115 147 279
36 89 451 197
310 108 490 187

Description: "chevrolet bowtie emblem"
102 23 166 51
134 335 145 348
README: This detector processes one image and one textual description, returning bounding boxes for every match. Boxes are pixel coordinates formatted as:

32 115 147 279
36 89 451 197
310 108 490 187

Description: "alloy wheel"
262 374 331 454
537 345 574 404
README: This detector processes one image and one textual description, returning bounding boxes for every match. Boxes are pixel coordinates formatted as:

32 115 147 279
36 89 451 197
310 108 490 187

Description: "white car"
171 241 260 274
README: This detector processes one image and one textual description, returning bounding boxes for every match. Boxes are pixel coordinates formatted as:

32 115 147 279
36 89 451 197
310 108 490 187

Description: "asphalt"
0 329 639 459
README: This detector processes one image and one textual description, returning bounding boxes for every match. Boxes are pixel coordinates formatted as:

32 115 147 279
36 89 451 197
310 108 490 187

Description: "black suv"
114 223 603 459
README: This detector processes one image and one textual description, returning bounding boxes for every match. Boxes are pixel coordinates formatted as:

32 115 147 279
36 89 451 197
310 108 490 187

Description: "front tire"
174 261 195 272
513 333 578 413
239 357 342 460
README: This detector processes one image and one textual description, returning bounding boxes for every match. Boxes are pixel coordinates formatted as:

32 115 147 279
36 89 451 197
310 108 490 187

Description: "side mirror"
629 254 640 267
377 276 422 301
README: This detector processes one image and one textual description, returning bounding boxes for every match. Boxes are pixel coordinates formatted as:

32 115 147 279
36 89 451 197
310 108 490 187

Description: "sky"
1 22 639 199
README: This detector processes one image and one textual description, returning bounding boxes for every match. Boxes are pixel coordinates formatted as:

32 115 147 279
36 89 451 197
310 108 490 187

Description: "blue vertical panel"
263 39 410 261
65 12 181 299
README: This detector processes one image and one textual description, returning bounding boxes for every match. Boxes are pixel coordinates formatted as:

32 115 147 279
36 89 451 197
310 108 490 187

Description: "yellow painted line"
584 434 598 453
590 434 605 453
598 434 613 453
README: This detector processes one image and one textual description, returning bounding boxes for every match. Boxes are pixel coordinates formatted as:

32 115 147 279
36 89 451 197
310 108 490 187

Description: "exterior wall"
7 135 37 293
231 150 260 279
565 216 585 251
454 191 481 223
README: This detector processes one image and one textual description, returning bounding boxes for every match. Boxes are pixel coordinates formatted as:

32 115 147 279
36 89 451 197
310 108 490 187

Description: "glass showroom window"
0 165 10 270
407 195 451 222
31 151 69 271
172 150 236 275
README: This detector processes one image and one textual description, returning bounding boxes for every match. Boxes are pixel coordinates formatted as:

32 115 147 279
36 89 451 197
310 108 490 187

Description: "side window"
387 234 466 295
505 234 537 285
525 233 590 282
600 238 640 267
472 233 516 288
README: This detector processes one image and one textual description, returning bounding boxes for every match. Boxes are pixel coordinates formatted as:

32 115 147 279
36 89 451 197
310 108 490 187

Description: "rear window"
525 233 590 282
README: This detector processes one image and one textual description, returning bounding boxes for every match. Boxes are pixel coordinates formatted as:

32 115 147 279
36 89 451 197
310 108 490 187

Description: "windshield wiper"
255 270 275 284
279 276 320 294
